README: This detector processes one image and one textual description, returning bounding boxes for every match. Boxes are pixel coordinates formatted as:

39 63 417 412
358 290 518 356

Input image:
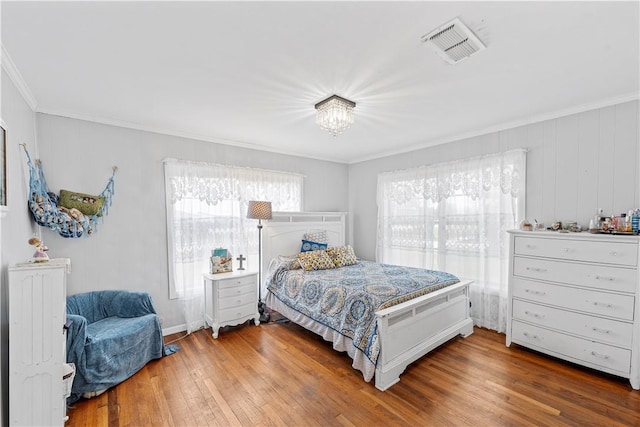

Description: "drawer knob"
595 275 614 282
592 326 612 335
524 310 545 319
563 248 570 253
525 267 547 273
524 289 546 296
523 332 540 340
611 251 618 257
591 351 610 360
592 301 613 308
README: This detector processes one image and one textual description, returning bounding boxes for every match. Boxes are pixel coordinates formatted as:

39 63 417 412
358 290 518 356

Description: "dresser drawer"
512 277 635 321
513 256 636 293
218 290 255 309
512 299 633 348
512 321 631 375
514 236 638 267
219 302 257 322
219 282 255 299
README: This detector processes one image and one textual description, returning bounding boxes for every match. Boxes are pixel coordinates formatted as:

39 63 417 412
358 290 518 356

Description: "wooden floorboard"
65 321 640 427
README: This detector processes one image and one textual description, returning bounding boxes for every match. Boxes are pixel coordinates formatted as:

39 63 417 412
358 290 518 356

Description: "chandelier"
314 95 356 137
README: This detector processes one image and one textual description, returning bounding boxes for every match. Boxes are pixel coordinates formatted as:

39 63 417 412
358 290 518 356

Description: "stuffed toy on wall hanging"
21 144 117 238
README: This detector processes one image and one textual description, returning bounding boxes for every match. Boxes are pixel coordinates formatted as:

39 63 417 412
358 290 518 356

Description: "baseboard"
162 324 188 336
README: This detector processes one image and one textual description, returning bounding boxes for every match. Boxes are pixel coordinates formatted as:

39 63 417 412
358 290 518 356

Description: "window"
164 159 302 332
377 149 526 332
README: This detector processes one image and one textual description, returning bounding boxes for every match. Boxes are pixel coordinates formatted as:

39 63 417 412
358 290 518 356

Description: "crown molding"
348 91 640 164
37 109 347 164
1 44 38 111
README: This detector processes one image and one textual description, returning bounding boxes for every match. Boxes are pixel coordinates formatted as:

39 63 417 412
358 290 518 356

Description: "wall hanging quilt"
22 144 117 238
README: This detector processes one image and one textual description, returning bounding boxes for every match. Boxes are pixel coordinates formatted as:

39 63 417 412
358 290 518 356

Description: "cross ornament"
236 254 246 270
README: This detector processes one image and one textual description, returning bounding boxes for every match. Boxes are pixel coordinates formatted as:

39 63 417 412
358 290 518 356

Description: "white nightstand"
203 270 260 338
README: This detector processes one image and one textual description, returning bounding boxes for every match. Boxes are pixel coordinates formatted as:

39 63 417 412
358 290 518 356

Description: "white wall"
35 114 349 331
349 100 640 261
1 68 41 427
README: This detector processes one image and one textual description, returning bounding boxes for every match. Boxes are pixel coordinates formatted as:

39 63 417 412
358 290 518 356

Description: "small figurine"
28 237 49 263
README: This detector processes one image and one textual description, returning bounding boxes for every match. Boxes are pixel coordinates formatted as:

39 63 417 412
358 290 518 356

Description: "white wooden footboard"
374 280 474 391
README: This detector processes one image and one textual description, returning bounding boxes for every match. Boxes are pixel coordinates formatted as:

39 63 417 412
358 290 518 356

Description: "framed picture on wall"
0 122 6 207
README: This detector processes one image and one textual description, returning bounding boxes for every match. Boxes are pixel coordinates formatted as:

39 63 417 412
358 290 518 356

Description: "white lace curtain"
164 159 303 333
376 149 526 332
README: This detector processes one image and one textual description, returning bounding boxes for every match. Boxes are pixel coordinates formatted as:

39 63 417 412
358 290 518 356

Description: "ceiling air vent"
421 17 486 64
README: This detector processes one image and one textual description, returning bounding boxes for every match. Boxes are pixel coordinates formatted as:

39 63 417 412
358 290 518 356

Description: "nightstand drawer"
218 275 256 289
219 282 255 299
220 302 257 322
513 256 636 293
218 290 255 309
512 277 635 320
514 236 637 267
512 299 633 348
512 321 631 375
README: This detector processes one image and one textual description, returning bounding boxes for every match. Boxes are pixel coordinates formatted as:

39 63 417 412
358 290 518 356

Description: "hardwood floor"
65 320 640 427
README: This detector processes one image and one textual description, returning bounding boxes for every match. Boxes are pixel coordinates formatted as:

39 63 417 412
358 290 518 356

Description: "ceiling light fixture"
314 95 356 137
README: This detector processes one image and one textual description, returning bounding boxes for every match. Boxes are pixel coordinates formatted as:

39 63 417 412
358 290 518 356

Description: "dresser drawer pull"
610 251 618 257
563 248 570 253
591 351 610 360
594 275 615 282
592 301 613 308
592 326 612 335
523 332 540 340
525 267 548 273
524 310 545 319
524 289 546 296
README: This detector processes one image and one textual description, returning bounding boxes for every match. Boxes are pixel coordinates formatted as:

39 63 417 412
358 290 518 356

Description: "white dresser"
506 230 639 390
203 270 260 338
9 259 71 426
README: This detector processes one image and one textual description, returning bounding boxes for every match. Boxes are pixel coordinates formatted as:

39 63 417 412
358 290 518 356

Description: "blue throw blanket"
267 260 459 365
66 291 165 403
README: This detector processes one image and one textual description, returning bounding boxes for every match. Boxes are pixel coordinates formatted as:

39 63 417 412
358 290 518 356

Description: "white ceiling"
2 1 639 163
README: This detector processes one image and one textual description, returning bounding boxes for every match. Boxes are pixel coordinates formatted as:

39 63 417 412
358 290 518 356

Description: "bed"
263 212 474 391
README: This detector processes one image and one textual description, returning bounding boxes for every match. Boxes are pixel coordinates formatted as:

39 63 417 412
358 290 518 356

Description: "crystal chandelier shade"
314 95 356 137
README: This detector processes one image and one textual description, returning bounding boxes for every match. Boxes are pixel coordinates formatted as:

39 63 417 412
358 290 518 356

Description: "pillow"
304 230 328 244
297 250 335 271
300 239 328 253
277 254 302 270
326 245 358 268
59 190 104 216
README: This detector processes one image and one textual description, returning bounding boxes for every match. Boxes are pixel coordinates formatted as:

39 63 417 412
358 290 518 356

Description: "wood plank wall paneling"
64 323 640 427
350 100 640 262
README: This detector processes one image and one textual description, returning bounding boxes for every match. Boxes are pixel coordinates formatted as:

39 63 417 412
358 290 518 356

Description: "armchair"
66 290 164 402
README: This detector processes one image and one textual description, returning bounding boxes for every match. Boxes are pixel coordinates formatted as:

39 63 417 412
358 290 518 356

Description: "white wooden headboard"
262 212 346 275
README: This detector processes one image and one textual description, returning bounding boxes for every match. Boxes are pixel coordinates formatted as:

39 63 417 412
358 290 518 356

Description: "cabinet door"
9 266 67 426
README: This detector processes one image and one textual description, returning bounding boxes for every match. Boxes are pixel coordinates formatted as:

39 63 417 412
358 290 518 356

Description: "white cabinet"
203 270 260 339
9 259 71 426
507 230 639 390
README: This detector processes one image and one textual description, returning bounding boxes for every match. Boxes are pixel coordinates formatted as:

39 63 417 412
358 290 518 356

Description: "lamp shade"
246 201 272 220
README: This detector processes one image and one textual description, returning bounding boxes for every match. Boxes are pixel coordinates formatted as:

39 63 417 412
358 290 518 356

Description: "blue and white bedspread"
267 260 459 366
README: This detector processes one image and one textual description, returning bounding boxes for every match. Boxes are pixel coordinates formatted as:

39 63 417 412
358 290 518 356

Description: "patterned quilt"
267 260 459 365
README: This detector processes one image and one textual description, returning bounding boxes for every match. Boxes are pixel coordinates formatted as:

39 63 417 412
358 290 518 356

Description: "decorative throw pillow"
326 245 358 268
277 254 302 270
304 230 328 244
297 250 335 271
300 239 328 253
59 190 105 216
